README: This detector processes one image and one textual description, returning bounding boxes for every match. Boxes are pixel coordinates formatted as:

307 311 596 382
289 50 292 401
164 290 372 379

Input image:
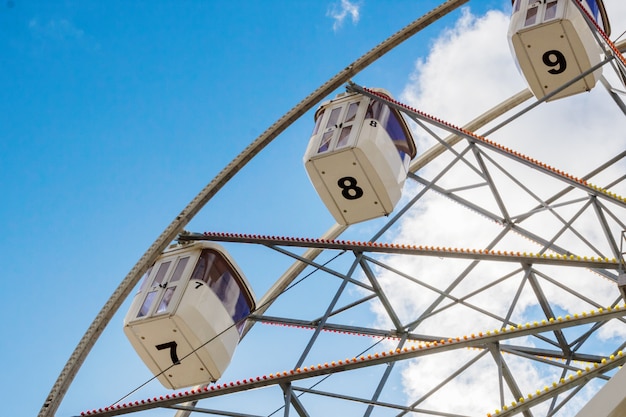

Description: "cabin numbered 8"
508 0 610 101
303 88 416 225
123 241 256 389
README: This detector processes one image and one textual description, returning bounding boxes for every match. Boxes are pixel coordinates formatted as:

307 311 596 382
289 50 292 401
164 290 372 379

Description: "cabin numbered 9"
303 88 416 225
123 241 256 389
508 0 610 101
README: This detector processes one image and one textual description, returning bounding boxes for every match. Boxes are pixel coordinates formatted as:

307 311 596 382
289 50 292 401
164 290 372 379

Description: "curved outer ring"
40 4 626 415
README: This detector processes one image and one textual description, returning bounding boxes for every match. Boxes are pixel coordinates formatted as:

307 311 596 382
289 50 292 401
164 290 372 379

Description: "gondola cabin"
508 0 610 101
303 89 416 225
123 241 256 389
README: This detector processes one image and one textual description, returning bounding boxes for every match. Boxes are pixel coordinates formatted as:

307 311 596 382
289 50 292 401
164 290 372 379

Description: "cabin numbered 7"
123 241 256 389
303 88 416 225
508 0 610 101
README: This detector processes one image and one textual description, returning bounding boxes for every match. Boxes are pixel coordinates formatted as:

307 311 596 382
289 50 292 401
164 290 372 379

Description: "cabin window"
365 99 385 121
312 109 324 135
138 291 157 318
336 102 359 149
524 5 538 26
151 256 189 315
344 102 359 123
191 249 254 334
135 261 170 318
336 125 352 148
232 293 251 333
318 131 333 153
316 107 342 153
385 111 415 161
585 0 599 20
156 286 176 314
326 107 341 129
169 257 189 283
544 1 558 20
366 98 415 161
153 261 171 287
513 0 521 13
138 267 153 293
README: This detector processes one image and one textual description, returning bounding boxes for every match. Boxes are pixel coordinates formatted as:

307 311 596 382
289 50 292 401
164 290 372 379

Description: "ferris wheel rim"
42 3 626 416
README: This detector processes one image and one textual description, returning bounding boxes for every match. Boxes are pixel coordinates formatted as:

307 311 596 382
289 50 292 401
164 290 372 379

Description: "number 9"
542 50 567 75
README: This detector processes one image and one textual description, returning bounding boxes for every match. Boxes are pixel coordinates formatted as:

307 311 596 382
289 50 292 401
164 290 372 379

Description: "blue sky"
2 1 625 416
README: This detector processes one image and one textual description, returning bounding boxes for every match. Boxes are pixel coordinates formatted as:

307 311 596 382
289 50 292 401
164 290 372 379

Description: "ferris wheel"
39 0 626 416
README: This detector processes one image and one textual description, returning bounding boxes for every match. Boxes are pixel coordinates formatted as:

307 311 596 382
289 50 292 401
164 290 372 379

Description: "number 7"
156 341 181 365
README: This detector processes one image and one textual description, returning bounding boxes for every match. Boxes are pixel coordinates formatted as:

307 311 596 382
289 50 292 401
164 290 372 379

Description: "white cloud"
327 0 360 31
401 350 553 416
605 1 626 42
401 8 526 126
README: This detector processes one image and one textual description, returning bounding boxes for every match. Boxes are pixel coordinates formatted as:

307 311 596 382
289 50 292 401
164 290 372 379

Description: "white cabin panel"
124 316 213 389
305 139 403 225
173 279 240 379
508 0 603 101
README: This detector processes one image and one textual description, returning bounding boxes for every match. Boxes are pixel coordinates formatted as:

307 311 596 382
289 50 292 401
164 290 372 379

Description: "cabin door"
135 254 191 319
316 100 362 154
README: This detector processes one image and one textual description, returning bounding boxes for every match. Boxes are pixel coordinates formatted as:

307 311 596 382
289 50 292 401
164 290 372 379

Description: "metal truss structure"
40 1 626 416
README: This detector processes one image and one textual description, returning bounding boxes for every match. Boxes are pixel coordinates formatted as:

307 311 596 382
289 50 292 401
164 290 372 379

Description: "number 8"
337 176 364 200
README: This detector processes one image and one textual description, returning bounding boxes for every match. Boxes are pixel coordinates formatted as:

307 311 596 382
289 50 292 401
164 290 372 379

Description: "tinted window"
191 249 254 334
138 291 157 318
365 99 385 120
344 102 359 122
326 107 341 129
153 261 171 286
366 98 415 160
170 257 189 283
585 0 599 20
138 267 153 293
318 131 333 153
336 125 352 148
525 6 538 26
545 1 557 20
312 109 324 135
385 111 414 159
156 286 177 314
